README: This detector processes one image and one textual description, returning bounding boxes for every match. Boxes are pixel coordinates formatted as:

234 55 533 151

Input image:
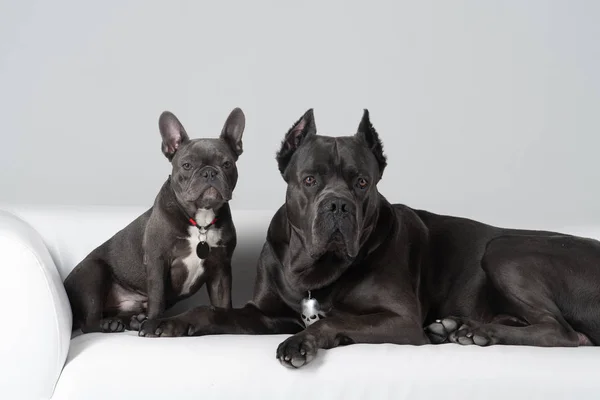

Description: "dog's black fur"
140 109 600 368
65 108 245 333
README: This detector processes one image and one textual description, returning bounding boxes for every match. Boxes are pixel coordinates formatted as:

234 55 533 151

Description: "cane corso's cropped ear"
356 109 387 179
276 109 317 175
220 107 245 159
159 111 190 161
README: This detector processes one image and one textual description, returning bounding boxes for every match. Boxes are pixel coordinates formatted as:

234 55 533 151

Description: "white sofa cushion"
53 332 600 400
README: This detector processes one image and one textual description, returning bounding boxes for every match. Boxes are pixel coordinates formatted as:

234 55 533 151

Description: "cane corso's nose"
324 197 356 218
201 166 218 181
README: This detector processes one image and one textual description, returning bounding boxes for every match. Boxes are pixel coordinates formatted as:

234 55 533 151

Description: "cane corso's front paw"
138 318 192 337
276 333 319 368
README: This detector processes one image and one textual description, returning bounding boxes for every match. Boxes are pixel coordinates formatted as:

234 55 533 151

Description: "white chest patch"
179 209 222 295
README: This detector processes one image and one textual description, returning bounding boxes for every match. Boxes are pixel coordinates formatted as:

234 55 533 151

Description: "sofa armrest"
0 210 72 400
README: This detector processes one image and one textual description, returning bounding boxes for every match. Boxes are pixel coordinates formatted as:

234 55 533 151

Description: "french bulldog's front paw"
449 326 493 346
276 333 318 368
129 313 147 331
100 318 125 333
425 317 460 344
138 318 191 337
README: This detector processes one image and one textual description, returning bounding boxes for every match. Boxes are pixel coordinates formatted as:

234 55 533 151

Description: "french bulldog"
65 108 245 333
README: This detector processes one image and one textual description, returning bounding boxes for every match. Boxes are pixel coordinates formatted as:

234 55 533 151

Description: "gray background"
1 0 600 228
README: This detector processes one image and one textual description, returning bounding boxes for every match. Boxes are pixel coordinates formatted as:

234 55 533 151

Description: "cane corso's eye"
357 177 369 189
222 161 232 169
182 162 192 170
303 176 316 187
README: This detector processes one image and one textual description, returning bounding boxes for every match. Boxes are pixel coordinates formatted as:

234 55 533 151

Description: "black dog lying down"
140 109 600 368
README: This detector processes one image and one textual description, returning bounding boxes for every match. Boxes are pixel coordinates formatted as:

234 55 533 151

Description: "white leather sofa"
2 205 600 400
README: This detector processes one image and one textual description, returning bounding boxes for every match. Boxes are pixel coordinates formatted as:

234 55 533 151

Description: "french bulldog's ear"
356 109 387 178
276 109 317 174
220 107 245 158
159 111 190 161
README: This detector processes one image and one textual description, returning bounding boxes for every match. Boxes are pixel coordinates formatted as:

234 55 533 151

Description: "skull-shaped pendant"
301 294 323 327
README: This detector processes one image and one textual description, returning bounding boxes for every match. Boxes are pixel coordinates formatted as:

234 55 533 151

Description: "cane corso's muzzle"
311 194 360 259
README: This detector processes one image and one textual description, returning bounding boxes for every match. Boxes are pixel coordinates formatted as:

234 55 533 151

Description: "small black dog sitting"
64 108 245 333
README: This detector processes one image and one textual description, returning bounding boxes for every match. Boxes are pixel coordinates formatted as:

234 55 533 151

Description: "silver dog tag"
301 292 323 328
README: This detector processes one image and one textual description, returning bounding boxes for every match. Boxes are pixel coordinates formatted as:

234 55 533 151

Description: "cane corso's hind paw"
138 318 192 337
100 318 125 333
276 333 318 369
425 318 460 343
449 326 492 346
128 313 147 331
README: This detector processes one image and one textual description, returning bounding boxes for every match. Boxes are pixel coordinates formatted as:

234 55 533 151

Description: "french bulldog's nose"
328 198 354 216
201 167 218 181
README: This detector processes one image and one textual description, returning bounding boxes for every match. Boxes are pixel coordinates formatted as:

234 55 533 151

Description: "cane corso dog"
140 109 600 368
65 108 245 333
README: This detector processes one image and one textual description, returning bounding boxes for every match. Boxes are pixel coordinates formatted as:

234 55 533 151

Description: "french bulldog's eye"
303 176 316 187
357 178 369 189
222 161 232 169
182 162 192 170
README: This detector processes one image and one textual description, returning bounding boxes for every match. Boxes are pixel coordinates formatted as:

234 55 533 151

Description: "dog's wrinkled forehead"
277 109 387 181
175 138 235 164
291 136 379 178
